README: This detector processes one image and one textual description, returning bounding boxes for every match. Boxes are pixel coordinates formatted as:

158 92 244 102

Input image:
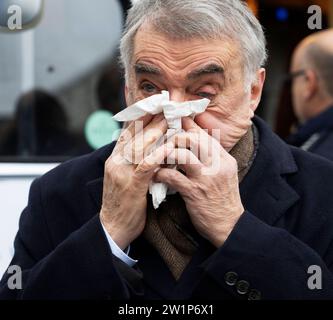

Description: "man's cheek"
194 107 253 150
195 112 224 134
195 110 245 132
195 99 241 126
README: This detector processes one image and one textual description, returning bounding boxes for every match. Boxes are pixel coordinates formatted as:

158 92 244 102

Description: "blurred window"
0 0 131 162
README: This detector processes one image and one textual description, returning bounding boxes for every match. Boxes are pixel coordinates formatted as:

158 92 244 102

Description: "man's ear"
304 70 318 100
250 68 266 112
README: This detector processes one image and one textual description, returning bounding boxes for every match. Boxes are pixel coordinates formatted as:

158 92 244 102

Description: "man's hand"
100 114 172 250
155 117 244 248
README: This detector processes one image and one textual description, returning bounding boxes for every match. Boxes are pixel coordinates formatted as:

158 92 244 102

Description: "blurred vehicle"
0 0 129 275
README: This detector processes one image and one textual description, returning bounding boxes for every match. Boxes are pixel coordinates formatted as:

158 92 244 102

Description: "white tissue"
113 91 210 209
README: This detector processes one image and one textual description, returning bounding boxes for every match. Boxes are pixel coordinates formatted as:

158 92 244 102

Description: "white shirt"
101 223 138 267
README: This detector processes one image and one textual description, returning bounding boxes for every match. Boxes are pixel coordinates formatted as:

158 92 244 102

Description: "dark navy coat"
287 106 333 161
1 116 333 300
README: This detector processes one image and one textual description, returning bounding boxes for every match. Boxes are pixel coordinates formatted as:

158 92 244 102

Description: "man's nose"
168 90 187 103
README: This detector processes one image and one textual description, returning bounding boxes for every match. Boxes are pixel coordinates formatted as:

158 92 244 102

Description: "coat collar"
239 116 299 226
86 142 116 211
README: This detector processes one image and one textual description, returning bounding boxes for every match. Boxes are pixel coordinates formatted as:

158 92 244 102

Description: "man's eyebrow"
188 64 224 80
134 63 162 76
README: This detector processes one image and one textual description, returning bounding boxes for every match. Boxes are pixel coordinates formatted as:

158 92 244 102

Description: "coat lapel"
241 117 300 226
85 142 115 212
86 177 104 212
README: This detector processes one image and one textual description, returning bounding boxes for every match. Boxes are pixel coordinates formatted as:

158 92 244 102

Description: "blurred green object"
84 110 121 150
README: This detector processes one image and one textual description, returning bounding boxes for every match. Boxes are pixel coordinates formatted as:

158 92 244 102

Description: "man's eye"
197 92 214 99
141 83 159 94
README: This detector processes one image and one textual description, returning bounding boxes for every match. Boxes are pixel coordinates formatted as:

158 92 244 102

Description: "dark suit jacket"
287 106 333 161
1 116 333 300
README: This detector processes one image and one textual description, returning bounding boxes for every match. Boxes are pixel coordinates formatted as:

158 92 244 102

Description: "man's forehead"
131 27 241 80
133 26 238 61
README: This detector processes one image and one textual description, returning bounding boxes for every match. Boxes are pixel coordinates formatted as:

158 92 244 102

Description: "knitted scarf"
143 126 258 280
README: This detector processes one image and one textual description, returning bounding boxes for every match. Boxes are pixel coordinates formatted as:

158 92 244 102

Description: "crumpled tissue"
113 91 210 209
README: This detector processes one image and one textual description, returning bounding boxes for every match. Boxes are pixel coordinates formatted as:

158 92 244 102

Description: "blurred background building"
0 0 332 274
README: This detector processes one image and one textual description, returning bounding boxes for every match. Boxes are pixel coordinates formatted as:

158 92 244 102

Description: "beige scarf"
143 126 257 280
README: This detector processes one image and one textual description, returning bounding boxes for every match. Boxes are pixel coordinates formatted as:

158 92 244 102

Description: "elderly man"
287 29 333 160
1 0 333 300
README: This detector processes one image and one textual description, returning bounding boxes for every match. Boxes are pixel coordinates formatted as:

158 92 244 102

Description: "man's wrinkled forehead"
131 25 241 80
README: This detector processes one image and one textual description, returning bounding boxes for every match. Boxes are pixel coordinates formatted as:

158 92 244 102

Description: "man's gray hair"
120 0 267 86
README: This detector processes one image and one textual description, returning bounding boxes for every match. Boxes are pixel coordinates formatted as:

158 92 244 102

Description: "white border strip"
0 163 59 177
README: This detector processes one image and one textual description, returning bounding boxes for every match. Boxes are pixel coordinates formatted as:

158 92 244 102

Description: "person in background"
287 29 333 160
0 90 77 157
